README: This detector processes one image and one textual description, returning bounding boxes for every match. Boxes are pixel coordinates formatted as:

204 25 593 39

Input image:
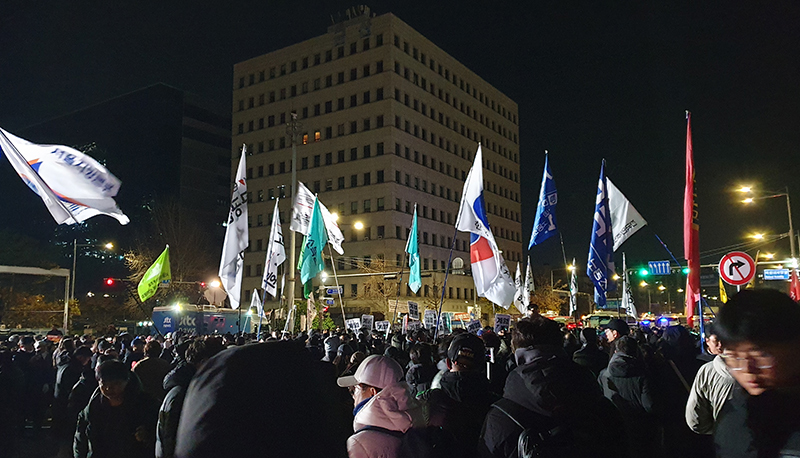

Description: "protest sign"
494 314 511 334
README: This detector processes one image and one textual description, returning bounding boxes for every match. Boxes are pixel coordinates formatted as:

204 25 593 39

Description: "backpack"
356 425 461 458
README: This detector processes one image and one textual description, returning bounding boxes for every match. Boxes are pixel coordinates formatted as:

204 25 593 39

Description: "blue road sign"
326 286 343 295
648 261 671 276
763 269 790 281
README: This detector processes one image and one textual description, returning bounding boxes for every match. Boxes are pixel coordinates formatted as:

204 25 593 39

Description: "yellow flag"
137 245 171 302
719 275 728 303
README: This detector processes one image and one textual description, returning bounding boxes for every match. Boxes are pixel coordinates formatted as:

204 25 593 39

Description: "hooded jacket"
420 370 499 454
598 352 655 417
685 355 735 435
156 363 196 458
479 345 622 458
572 328 610 377
348 382 423 458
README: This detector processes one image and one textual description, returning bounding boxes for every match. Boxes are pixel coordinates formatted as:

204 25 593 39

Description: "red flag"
791 269 800 301
684 112 700 326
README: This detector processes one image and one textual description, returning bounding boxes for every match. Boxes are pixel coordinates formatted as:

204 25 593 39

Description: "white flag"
219 146 249 310
251 289 263 318
569 258 578 316
523 257 534 308
513 263 523 309
456 145 516 308
622 252 638 319
262 199 286 298
290 181 345 254
607 178 647 251
0 128 129 225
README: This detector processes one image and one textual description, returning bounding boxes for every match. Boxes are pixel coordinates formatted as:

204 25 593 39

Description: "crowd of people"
0 288 799 457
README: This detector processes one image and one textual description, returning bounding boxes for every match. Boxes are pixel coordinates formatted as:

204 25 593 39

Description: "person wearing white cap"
337 355 423 458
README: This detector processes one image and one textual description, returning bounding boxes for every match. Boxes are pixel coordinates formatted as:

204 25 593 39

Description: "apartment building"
232 9 522 317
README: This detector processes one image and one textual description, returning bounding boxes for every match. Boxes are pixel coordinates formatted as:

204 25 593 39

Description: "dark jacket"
174 340 352 458
598 352 655 416
53 355 86 433
406 363 438 395
74 380 159 458
598 352 658 456
572 328 609 377
421 370 499 454
715 386 800 458
479 345 624 458
156 363 196 458
133 356 171 403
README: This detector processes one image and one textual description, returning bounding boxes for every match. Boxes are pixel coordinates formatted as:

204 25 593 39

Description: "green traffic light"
639 268 649 276
682 267 690 274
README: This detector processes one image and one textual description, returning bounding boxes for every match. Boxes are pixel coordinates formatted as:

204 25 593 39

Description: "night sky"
1 0 799 271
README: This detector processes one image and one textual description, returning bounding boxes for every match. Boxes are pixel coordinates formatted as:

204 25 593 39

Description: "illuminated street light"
658 285 666 291
742 197 754 204
640 281 648 287
567 264 576 272
677 288 684 293
751 233 765 240
209 280 221 288
353 221 364 230
320 271 328 281
330 212 339 222
739 186 752 193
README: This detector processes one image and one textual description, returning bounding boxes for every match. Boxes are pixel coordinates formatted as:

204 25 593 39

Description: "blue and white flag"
406 205 421 293
528 153 557 248
621 252 637 319
587 160 615 307
456 145 516 308
0 128 129 225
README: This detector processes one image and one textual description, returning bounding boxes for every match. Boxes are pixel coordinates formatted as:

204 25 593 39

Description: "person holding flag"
456 144 515 308
529 153 558 248
587 160 615 308
219 146 249 310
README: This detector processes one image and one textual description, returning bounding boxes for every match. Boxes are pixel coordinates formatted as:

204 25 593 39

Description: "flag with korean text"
529 153 558 248
0 127 129 225
291 181 344 254
262 199 286 298
219 146 249 310
587 160 615 307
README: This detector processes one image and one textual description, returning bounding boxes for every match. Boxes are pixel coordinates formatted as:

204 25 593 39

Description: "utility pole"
285 113 301 319
786 187 796 260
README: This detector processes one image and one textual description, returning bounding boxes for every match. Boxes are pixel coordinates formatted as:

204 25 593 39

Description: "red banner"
684 112 700 326
791 269 800 301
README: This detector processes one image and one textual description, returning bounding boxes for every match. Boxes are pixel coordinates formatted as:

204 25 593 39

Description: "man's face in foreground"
723 340 800 396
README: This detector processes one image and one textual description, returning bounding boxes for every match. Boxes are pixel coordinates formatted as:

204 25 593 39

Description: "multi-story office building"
233 9 522 318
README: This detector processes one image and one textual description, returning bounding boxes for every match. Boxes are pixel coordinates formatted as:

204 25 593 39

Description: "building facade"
233 11 522 318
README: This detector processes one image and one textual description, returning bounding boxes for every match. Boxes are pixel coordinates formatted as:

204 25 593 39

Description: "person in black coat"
53 346 92 437
419 333 499 455
572 327 610 377
174 339 352 458
74 360 159 458
598 336 659 457
156 339 223 458
714 289 800 458
479 316 625 458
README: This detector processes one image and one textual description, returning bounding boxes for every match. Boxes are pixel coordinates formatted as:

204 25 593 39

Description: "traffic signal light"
104 278 115 286
638 269 649 276
322 306 330 313
682 267 690 274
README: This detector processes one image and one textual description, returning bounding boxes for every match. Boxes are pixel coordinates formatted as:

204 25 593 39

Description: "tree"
123 198 217 316
529 273 567 315
356 258 400 316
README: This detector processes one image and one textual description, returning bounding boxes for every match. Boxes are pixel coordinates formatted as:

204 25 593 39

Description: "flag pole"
258 290 265 337
434 225 459 342
327 245 347 328
390 250 408 336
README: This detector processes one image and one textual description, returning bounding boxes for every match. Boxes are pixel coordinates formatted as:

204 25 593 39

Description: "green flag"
406 205 421 293
298 198 328 286
138 245 171 302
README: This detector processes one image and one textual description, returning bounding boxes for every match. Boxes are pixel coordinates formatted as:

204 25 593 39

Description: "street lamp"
739 186 796 260
71 239 114 302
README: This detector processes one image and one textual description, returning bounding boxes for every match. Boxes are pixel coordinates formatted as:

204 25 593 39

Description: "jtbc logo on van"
179 316 196 328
